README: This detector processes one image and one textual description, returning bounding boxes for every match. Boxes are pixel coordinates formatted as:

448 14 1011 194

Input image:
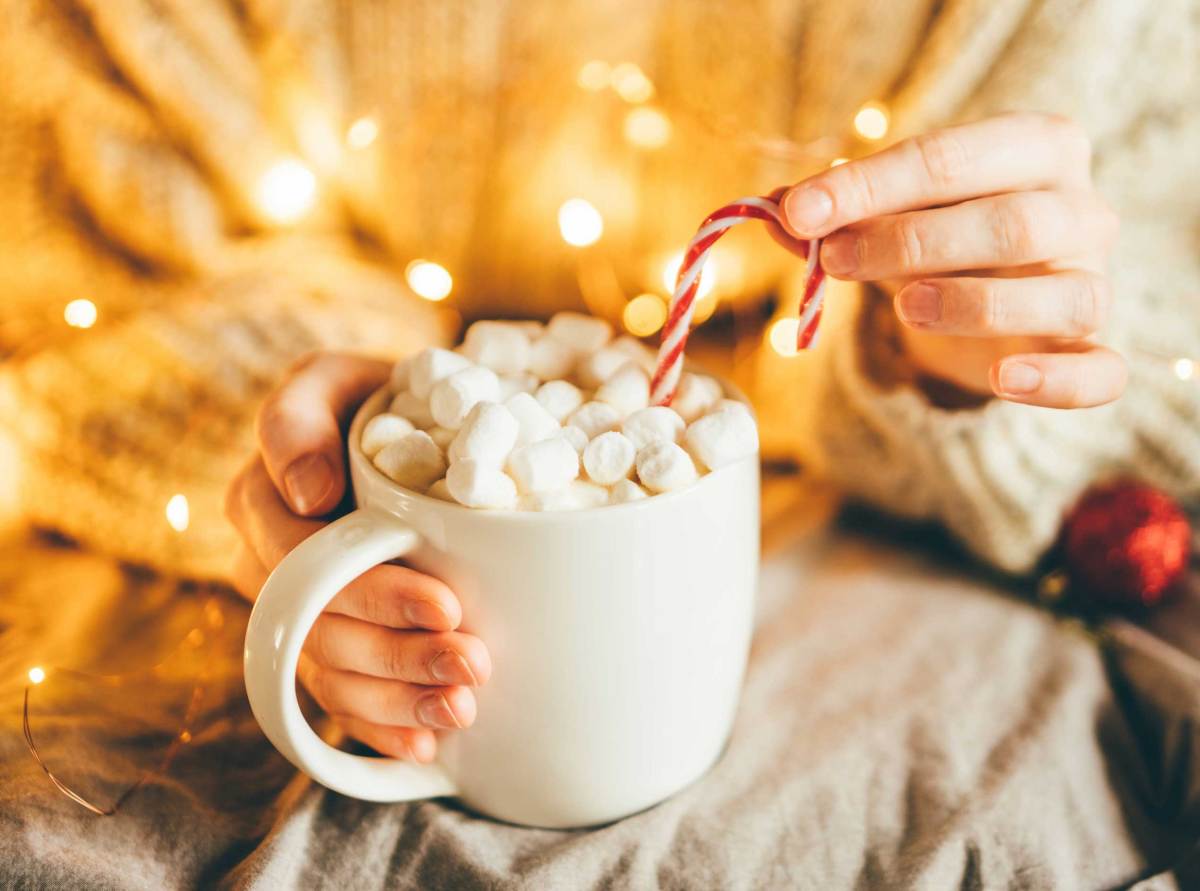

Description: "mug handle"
243 508 458 802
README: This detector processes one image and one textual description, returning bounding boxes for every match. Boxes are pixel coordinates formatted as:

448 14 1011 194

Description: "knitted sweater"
0 0 1197 577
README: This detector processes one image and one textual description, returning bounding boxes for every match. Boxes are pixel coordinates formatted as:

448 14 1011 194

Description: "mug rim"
349 384 758 524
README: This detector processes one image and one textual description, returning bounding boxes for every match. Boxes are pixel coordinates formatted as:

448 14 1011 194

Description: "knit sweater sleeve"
789 2 1200 574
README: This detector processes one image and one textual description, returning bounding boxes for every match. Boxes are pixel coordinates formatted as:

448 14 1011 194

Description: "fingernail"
897 284 942 325
284 453 335 514
998 362 1043 395
784 185 834 233
417 693 463 730
820 235 858 275
404 600 450 629
430 650 479 686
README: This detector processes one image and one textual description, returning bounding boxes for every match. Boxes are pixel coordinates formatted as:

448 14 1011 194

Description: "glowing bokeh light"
558 199 604 247
577 60 612 91
64 299 97 329
853 102 890 141
255 158 317 224
623 107 671 149
623 293 667 337
165 494 190 532
1174 358 1195 381
662 252 717 299
27 666 46 685
768 318 802 356
611 62 654 103
346 116 379 149
405 260 453 301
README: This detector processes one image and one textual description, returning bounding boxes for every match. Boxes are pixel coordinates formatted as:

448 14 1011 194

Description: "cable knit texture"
0 0 1197 577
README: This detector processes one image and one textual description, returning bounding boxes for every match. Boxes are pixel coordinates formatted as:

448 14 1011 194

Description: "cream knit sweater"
0 0 1197 577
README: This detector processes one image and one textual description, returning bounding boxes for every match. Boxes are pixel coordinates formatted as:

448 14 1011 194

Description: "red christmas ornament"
1063 481 1191 608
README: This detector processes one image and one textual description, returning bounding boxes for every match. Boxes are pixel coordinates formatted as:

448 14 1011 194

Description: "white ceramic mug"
244 386 760 828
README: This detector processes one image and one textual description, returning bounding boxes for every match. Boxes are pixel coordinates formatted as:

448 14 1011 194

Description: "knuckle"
911 131 971 191
992 196 1039 261
975 282 1003 332
843 162 882 216
894 217 929 270
382 636 407 680
1073 273 1111 333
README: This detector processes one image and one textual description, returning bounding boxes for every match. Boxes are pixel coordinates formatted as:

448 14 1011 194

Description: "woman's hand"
781 112 1125 408
225 352 490 763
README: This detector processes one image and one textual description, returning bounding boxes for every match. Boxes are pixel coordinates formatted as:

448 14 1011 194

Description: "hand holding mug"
225 352 490 764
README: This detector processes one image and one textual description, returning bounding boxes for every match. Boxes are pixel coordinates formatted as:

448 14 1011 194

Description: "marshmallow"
427 477 454 501
528 335 577 381
595 363 649 417
498 372 539 400
409 347 473 399
566 401 620 439
711 398 753 418
389 357 411 392
562 425 589 453
577 348 631 388
390 391 436 430
609 479 648 504
519 480 608 512
449 402 519 467
507 435 579 493
515 320 545 340
361 413 415 457
374 431 447 491
430 366 501 429
671 372 723 422
446 459 519 509
428 426 458 451
636 440 698 493
546 311 612 354
461 321 531 375
583 431 636 485
505 392 561 445
536 380 585 421
684 407 759 470
609 335 657 371
621 406 685 450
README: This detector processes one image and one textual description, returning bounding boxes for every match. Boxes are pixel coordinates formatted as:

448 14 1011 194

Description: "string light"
623 293 667 336
405 260 453 301
558 199 604 247
255 158 317 224
830 157 849 167
623 107 671 149
346 116 378 149
165 494 189 532
610 62 654 104
577 60 612 91
27 667 45 685
768 318 801 356
63 299 97 329
853 102 890 141
1173 358 1195 381
662 251 717 299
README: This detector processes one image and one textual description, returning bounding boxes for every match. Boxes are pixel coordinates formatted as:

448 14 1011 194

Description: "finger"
226 459 462 628
305 615 491 686
782 112 1093 237
229 541 269 604
301 662 477 730
894 271 1111 337
256 352 391 516
821 190 1118 280
990 346 1127 408
333 717 439 763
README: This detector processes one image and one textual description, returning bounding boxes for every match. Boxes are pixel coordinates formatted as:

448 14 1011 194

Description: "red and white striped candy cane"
650 195 826 406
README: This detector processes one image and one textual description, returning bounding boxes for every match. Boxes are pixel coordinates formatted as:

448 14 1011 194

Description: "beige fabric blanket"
3 495 1199 889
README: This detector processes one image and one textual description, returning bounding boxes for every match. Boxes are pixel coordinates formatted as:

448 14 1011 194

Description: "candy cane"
650 195 826 406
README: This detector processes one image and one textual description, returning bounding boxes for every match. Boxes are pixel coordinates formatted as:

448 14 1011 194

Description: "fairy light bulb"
662 251 717 299
558 199 604 247
768 318 802 356
577 60 611 91
27 666 46 685
165 494 189 532
346 116 378 149
405 260 453 301
610 62 654 103
255 158 317 224
64 299 97 329
623 107 671 149
623 293 667 336
853 102 890 141
1173 358 1195 381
